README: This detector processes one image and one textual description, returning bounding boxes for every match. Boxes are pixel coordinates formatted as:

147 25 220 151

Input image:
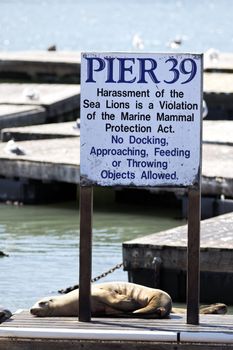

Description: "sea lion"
172 303 227 315
30 282 172 318
30 282 227 318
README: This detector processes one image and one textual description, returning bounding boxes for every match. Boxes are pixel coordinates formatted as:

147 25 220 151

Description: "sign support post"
187 186 201 325
79 185 93 322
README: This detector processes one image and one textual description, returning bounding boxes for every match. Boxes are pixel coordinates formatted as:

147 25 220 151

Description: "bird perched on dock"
22 87 40 101
47 44 57 51
4 140 26 156
205 48 219 61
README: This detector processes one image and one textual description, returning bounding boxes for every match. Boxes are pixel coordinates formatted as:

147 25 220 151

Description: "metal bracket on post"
187 186 201 325
79 185 93 322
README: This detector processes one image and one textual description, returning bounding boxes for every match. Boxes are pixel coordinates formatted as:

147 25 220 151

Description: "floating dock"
1 121 79 141
0 83 80 129
0 310 233 350
123 212 233 304
0 51 81 83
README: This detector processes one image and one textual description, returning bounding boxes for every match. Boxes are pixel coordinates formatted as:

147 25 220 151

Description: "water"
0 196 183 312
0 0 232 53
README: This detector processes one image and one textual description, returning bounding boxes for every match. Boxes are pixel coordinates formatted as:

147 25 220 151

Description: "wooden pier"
0 51 81 83
123 212 233 304
0 310 233 350
1 121 79 141
0 83 80 129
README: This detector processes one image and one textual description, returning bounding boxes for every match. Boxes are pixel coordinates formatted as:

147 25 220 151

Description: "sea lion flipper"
92 287 140 311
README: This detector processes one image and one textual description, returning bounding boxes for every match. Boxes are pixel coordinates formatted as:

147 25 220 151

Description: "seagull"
167 36 182 49
4 140 26 156
22 87 40 101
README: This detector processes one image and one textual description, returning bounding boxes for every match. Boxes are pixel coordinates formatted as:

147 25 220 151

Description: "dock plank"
0 137 80 183
0 104 46 130
204 52 233 72
0 51 81 83
0 83 80 107
0 311 233 350
1 121 79 141
203 120 233 146
204 72 233 94
1 310 233 333
123 212 233 303
123 212 233 271
0 83 80 128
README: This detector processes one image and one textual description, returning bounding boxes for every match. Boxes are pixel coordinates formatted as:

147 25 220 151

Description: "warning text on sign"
80 52 203 187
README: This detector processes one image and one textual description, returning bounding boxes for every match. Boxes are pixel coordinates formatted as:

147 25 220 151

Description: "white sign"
80 52 202 187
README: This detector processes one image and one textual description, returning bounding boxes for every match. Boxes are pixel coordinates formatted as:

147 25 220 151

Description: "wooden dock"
123 212 233 304
0 104 46 130
0 137 80 184
203 72 233 120
203 120 233 146
1 121 79 141
0 310 233 350
204 52 233 72
0 51 81 83
0 83 80 129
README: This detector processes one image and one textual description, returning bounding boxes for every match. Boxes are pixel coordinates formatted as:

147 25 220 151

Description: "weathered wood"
0 138 80 183
79 186 93 322
123 212 233 303
0 104 46 130
203 73 233 120
204 73 233 94
0 311 233 350
123 212 233 270
1 121 79 141
203 120 233 146
204 52 233 72
0 83 80 129
0 51 81 83
187 188 201 325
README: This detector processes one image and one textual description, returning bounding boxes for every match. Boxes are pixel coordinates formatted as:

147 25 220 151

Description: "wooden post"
187 186 201 325
79 186 93 322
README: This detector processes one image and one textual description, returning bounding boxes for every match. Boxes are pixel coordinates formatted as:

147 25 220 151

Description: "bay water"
0 194 183 312
0 0 232 53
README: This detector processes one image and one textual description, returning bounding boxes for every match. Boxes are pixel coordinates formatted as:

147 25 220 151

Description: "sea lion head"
200 303 228 315
30 294 77 317
30 297 57 317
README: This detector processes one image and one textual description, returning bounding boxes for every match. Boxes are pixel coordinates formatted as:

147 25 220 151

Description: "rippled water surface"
0 197 183 311
0 0 232 52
